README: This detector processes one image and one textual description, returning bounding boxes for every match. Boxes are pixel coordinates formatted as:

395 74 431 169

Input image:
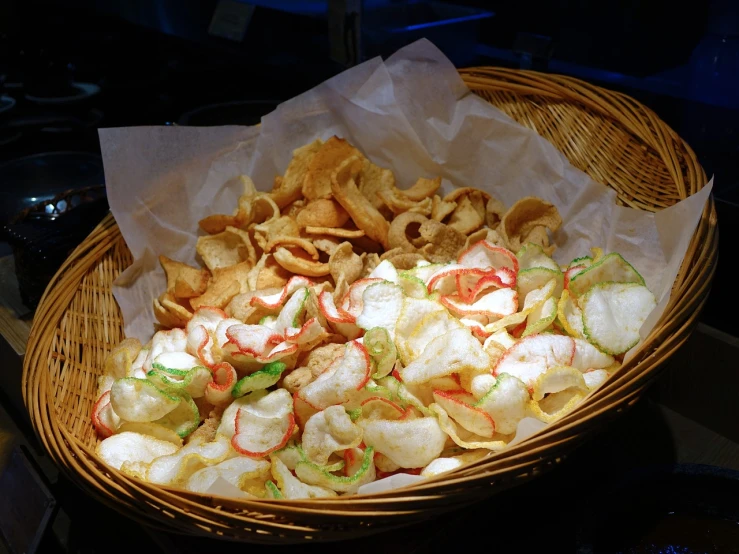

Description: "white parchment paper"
99 39 712 346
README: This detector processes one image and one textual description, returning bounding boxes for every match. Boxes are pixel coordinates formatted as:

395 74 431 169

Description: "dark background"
0 1 738 553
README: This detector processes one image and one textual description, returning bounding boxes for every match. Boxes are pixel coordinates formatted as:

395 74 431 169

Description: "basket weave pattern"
23 69 717 543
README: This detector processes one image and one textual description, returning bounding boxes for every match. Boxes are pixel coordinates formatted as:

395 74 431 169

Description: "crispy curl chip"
447 191 488 235
388 211 427 252
485 196 507 229
331 155 390 249
304 226 365 239
257 254 293 289
522 225 555 256
329 241 363 286
296 198 350 228
274 247 330 277
271 139 323 208
198 176 257 233
418 219 466 263
358 157 396 213
377 188 433 216
241 192 280 227
252 215 300 251
196 227 255 272
154 294 188 329
302 136 361 200
384 252 425 270
401 176 442 202
190 261 250 311
499 196 562 253
431 195 457 222
265 237 319 260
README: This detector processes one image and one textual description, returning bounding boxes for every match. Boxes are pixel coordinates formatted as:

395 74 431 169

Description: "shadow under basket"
22 68 717 544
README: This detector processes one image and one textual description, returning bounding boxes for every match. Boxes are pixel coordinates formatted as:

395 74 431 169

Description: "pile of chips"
93 136 656 498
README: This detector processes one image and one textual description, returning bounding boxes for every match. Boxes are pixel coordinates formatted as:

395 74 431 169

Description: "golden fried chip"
253 215 300 250
273 247 330 277
384 252 426 270
361 253 381 278
196 176 257 234
153 295 186 329
302 136 361 200
485 196 506 229
160 293 193 325
418 219 466 263
240 193 280 227
447 194 485 235
377 188 433 216
283 199 306 219
257 255 293 289
401 176 442 202
190 262 250 310
358 158 396 214
464 227 505 251
159 255 210 299
329 242 363 286
304 226 365 239
270 139 323 208
330 154 390 249
443 187 491 204
499 196 562 253
196 227 255 272
432 194 457 221
312 236 341 256
388 211 427 252
301 343 346 378
198 214 240 235
296 198 350 228
265 237 319 260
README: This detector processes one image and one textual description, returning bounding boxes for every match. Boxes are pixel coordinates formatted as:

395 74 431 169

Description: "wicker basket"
22 68 717 543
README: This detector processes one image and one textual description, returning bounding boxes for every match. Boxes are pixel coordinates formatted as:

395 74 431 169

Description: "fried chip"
257 255 293 289
159 255 210 299
388 211 427 252
296 198 350 228
190 261 250 310
302 136 361 200
448 194 485 235
418 219 466 263
329 242 363 286
330 155 390 249
197 176 257 234
265 237 319 260
154 295 185 329
283 199 306 219
377 188 433 216
486 196 506 229
161 292 193 323
312 236 341 255
253 215 300 250
499 197 562 253
241 192 280 227
196 227 255 272
274 247 330 277
270 139 323 208
304 226 365 238
357 157 396 213
401 176 442 202
431 194 457 222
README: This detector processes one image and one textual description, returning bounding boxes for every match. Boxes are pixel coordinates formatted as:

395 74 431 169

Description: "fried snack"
498 196 562 253
271 139 323 208
331 155 390 249
99 135 661 499
296 198 350 228
159 255 210 299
